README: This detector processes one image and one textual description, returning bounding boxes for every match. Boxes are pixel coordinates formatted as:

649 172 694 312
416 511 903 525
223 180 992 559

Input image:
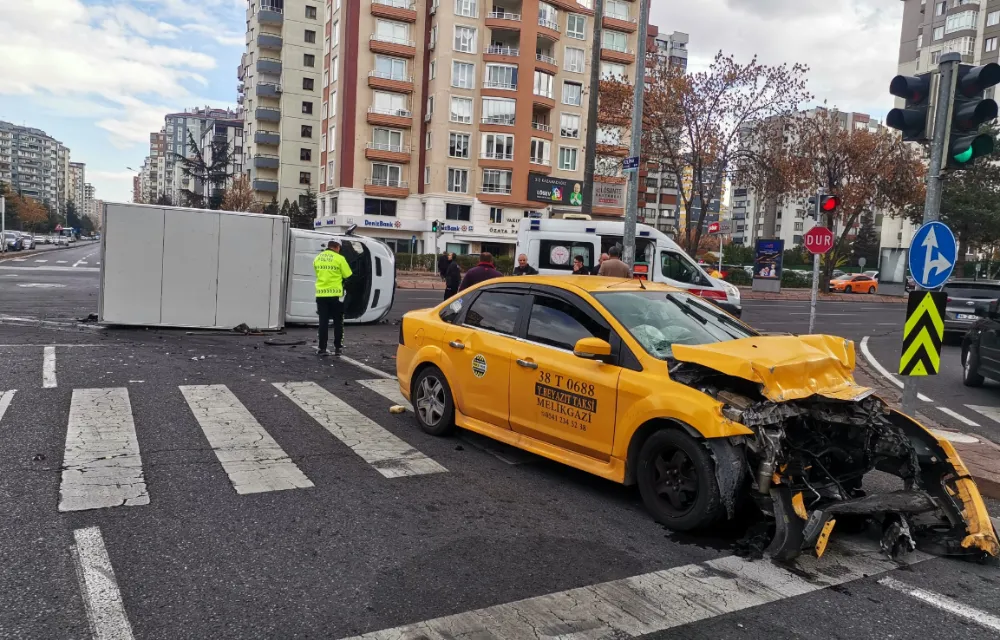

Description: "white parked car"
21 235 35 250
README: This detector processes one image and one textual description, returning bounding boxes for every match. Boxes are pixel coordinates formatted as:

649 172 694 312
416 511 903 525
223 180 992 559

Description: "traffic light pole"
901 52 960 414
621 0 650 268
808 189 822 335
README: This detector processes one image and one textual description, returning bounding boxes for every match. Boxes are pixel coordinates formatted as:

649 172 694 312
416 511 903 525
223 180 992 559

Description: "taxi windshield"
594 291 757 360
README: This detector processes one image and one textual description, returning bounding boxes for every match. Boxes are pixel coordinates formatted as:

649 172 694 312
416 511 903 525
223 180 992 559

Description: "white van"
514 218 741 317
285 227 395 325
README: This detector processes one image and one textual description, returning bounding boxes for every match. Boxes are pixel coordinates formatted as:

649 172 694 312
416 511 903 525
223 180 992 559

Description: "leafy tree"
155 194 174 207
782 245 809 267
851 212 880 269
722 242 755 264
262 198 279 215
175 130 235 209
280 198 290 217
65 199 82 232
300 186 317 219
287 200 313 229
18 195 47 231
0 182 21 229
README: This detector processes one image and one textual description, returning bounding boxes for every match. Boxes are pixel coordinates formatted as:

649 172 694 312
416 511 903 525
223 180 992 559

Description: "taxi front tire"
412 367 456 436
636 429 723 531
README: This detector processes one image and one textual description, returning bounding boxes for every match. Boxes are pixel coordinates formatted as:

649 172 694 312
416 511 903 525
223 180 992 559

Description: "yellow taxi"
396 276 998 560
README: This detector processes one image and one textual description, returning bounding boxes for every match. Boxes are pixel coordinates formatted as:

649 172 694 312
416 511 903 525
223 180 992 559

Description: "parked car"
21 235 35 250
42 236 52 244
829 273 879 294
3 231 24 251
864 270 879 280
55 236 69 246
832 269 846 279
961 298 1000 386
944 279 1000 340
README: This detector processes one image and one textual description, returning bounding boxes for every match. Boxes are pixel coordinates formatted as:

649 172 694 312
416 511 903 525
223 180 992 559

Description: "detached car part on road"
398 277 999 562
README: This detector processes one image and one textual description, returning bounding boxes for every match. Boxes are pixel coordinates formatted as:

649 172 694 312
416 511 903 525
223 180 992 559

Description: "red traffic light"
820 195 840 212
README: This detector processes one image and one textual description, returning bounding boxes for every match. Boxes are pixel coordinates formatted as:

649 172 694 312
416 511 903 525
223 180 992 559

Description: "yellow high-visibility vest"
313 250 353 298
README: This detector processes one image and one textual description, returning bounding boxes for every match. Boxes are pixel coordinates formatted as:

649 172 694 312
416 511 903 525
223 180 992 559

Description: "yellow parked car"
396 276 998 560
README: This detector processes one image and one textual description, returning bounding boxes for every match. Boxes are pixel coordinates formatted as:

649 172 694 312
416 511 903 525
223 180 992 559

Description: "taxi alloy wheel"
868 286 876 294
413 367 456 436
637 429 723 531
963 348 985 387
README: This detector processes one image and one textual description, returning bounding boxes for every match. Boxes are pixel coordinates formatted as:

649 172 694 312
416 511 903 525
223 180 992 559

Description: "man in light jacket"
598 246 632 278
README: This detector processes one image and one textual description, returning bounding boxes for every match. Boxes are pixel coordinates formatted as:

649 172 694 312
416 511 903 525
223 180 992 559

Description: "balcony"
258 4 283 24
258 33 283 50
600 47 635 64
483 80 517 91
253 179 279 192
364 178 409 198
480 115 516 129
368 70 415 93
486 10 522 30
257 57 282 74
532 90 556 109
253 154 280 169
531 121 553 140
256 82 282 97
255 107 281 122
484 44 520 60
369 33 416 58
367 106 413 128
481 150 514 161
602 15 637 33
254 130 280 145
365 142 412 163
371 0 418 23
535 51 558 74
537 17 560 40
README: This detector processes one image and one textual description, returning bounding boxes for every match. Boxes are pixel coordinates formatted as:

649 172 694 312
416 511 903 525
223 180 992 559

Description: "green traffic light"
954 146 975 163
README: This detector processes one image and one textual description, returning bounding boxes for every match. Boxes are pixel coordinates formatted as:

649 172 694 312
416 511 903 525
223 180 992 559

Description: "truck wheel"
963 348 986 387
636 429 723 531
412 367 456 436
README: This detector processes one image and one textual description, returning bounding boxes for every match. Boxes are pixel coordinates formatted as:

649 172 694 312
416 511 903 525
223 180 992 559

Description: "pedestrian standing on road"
571 255 588 275
593 252 610 275
513 254 538 276
598 246 632 278
437 252 450 280
444 253 462 299
314 240 353 356
458 252 503 291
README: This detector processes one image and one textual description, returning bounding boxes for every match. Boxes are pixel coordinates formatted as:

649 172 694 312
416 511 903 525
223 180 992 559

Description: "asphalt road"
1 269 999 639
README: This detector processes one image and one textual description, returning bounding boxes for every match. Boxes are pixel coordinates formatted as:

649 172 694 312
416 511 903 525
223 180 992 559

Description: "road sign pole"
1 196 5 254
808 190 822 334
621 0 650 268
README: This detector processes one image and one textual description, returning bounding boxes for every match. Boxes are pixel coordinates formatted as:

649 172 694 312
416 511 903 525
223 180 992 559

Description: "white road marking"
0 265 100 273
11 258 26 262
59 388 149 512
74 250 99 268
967 405 1000 425
71 527 136 640
357 378 409 407
33 259 48 263
878 577 1000 633
929 428 980 444
275 381 447 478
859 336 933 402
77 261 89 265
339 356 395 379
56 260 67 264
179 385 313 494
338 539 929 640
0 390 15 424
43 346 57 388
936 406 980 427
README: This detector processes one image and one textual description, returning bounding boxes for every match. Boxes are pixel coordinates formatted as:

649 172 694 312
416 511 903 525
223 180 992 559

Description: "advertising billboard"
754 238 784 279
527 174 584 206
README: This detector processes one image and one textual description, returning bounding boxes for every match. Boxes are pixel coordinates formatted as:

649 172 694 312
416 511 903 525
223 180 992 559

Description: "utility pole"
1 195 5 254
580 0 605 215
622 0 651 267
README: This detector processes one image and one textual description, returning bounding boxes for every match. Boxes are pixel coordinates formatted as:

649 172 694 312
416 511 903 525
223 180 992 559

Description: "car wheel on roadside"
845 286 853 293
868 286 876 294
411 367 456 436
963 348 986 387
636 429 723 531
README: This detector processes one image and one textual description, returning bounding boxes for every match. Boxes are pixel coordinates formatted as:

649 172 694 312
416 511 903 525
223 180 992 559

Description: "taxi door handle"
448 340 466 350
516 359 538 369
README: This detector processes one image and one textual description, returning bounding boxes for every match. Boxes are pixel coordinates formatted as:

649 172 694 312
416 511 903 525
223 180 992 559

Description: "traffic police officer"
314 240 353 356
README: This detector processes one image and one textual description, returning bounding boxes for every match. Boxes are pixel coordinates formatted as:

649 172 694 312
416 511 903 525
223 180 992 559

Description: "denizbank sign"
314 215 429 231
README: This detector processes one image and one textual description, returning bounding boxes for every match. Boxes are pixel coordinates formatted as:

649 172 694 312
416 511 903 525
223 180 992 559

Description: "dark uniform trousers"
316 297 345 351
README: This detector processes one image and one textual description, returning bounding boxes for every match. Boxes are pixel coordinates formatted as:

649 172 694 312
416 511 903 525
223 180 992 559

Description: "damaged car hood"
671 335 871 403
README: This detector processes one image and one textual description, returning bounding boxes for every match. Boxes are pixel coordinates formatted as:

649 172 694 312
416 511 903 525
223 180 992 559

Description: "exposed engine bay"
672 360 1000 562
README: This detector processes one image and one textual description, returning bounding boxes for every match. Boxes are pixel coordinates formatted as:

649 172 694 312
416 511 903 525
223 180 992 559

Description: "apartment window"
430 60 437 79
306 5 318 18
298 148 311 161
558 147 578 171
446 203 471 220
931 50 941 64
330 91 337 116
482 169 512 194
601 62 626 80
562 81 582 106
988 37 998 52
936 1 945 15
424 167 431 184
482 97 516 124
917 33 923 49
452 61 475 89
455 0 478 17
454 25 477 53
299 171 312 184
605 0 629 20
450 96 473 123
449 132 471 158
602 30 628 52
302 53 315 67
302 101 314 114
933 26 944 40
373 90 408 114
447 168 469 193
332 56 338 81
482 133 514 159
529 138 550 165
376 19 409 44
430 25 438 48
427 95 435 114
328 125 336 151
323 69 329 87
943 36 975 55
372 163 403 187
485 63 518 89
989 10 1000 26
567 14 586 39
538 2 558 27
373 128 404 152
303 77 315 90
564 47 585 73
426 131 432 149
490 207 504 223
305 29 317 43
946 10 978 34
560 113 580 138
374 55 408 80
533 70 554 97
365 198 397 216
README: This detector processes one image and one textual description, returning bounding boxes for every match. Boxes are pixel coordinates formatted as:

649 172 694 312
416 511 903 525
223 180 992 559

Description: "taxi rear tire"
636 429 723 531
868 286 876 294
412 367 456 436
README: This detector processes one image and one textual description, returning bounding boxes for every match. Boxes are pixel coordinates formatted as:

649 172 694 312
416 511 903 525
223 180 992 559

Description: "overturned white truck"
98 203 395 330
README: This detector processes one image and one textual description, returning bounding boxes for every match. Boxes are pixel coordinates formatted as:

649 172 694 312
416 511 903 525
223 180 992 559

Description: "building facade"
164 107 241 205
198 118 246 203
898 0 1000 80
239 0 325 208
310 0 646 255
69 161 87 208
0 121 70 214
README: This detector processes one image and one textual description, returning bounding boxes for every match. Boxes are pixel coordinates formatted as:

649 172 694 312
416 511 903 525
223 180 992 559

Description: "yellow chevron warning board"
899 291 947 376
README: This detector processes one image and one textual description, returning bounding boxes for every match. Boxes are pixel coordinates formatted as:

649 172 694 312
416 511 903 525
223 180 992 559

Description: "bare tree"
220 174 262 213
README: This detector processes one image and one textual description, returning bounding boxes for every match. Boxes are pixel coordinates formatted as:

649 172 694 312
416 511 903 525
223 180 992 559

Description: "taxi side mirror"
573 337 612 360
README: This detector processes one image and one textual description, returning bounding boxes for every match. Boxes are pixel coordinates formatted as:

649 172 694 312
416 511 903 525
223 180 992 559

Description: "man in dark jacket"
459 252 504 291
437 252 450 280
513 253 538 276
443 253 462 299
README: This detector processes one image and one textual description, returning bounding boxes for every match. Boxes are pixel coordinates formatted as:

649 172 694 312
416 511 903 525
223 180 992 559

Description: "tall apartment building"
83 183 96 221
311 0 645 255
198 118 246 203
898 0 1000 80
69 161 87 208
239 0 325 208
0 121 70 214
164 107 241 205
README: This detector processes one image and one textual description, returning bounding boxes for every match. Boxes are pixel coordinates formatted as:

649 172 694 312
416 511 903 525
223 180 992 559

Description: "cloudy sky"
0 0 904 203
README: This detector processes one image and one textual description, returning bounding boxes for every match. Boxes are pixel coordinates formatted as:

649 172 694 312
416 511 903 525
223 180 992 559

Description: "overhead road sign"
899 291 946 376
908 221 957 289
